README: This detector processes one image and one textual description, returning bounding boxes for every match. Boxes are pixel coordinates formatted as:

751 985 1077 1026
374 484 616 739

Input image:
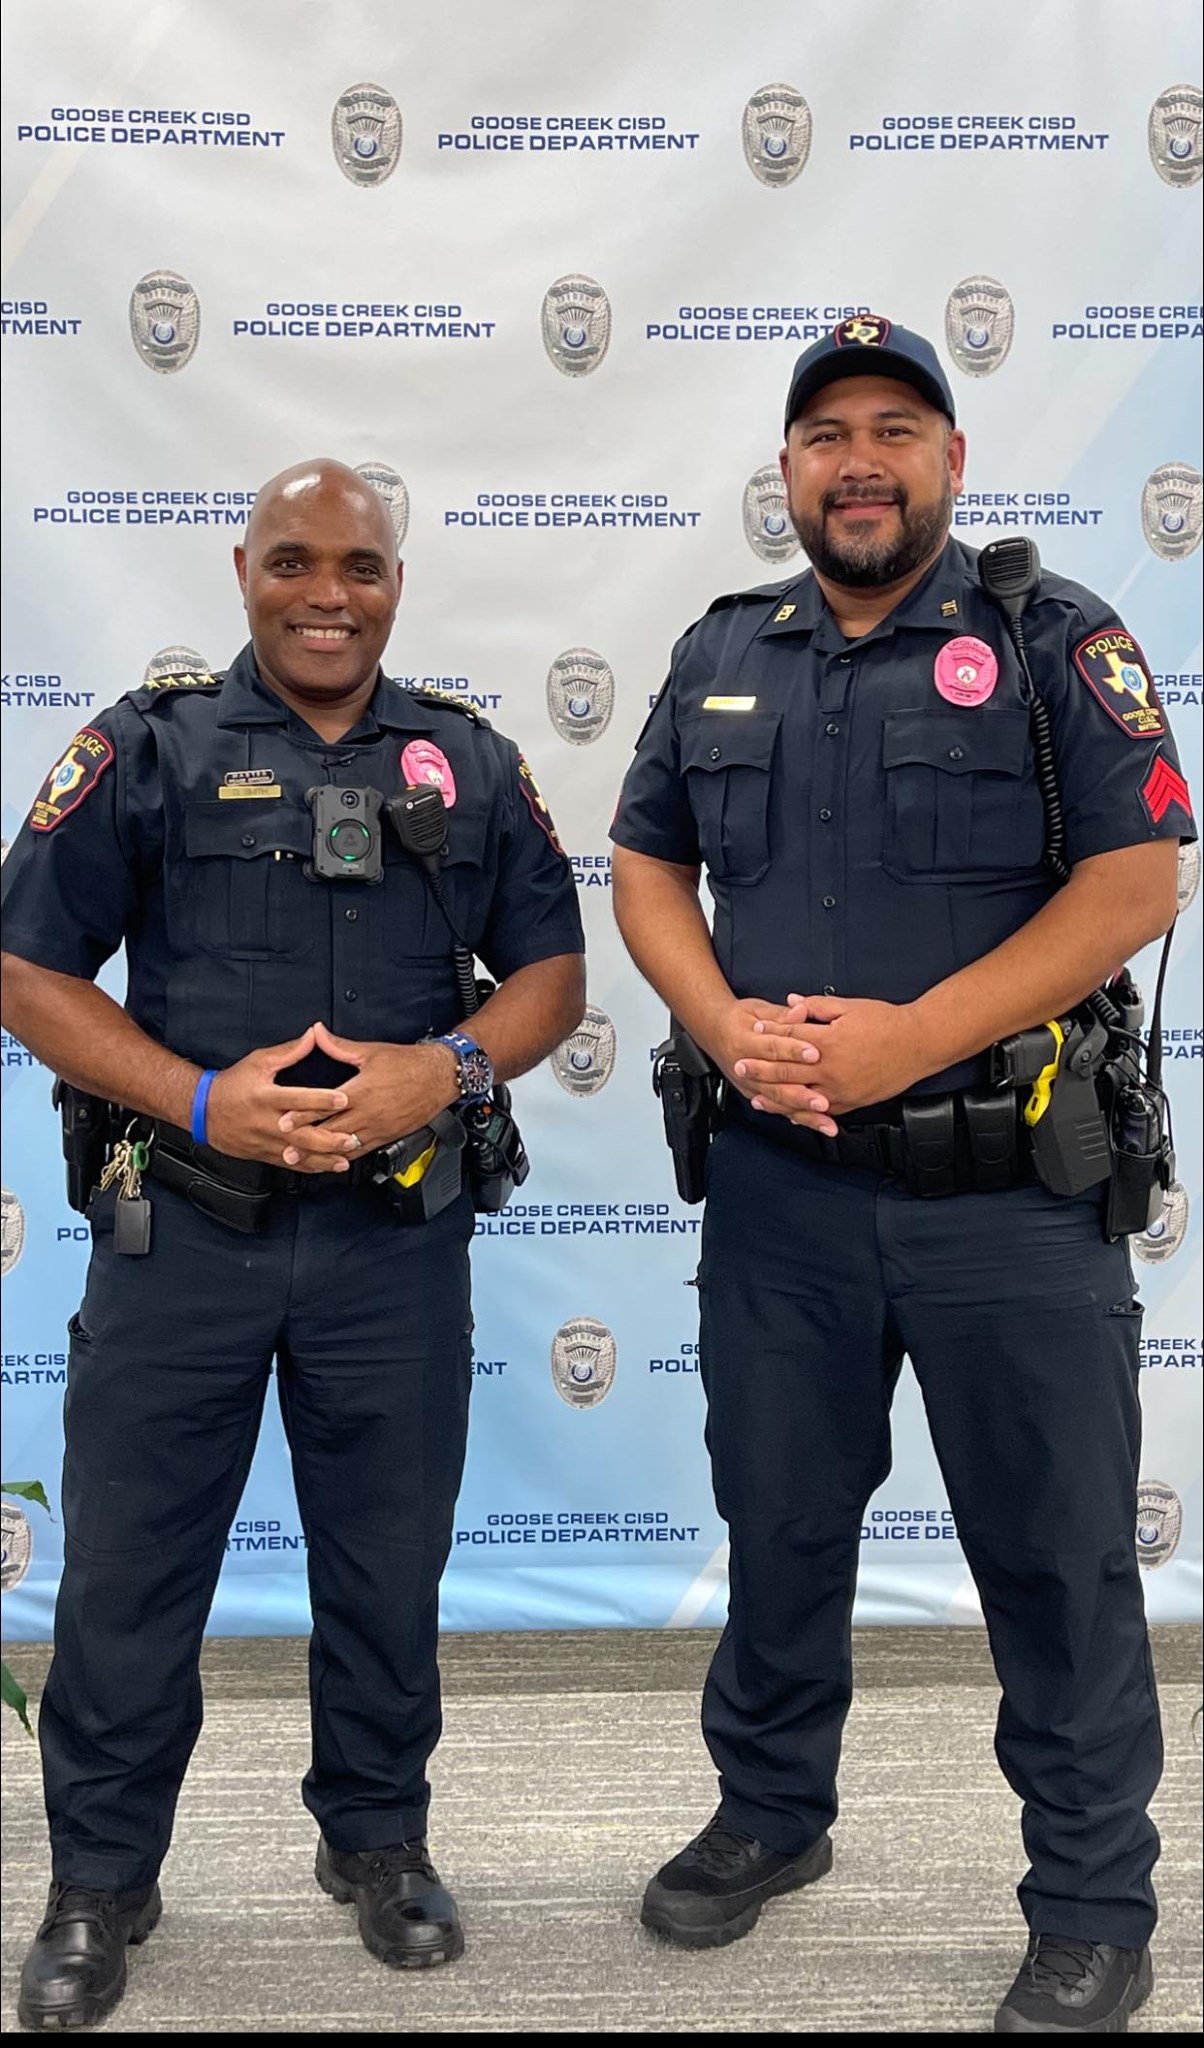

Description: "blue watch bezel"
435 1031 494 1104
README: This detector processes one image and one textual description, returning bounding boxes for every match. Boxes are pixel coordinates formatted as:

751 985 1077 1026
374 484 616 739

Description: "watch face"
460 1047 493 1099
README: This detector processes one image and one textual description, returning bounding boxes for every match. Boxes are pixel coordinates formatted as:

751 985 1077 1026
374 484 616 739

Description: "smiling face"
780 374 966 588
235 461 402 711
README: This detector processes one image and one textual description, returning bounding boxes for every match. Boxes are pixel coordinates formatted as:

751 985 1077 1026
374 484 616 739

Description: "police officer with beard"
610 320 1195 2033
2 459 585 2030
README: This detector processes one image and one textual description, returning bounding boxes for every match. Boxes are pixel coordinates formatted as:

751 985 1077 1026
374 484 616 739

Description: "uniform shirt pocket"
183 799 315 957
680 711 782 884
881 707 1042 880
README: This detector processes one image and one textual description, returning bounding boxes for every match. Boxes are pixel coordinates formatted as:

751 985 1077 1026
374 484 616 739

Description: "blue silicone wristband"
190 1069 218 1146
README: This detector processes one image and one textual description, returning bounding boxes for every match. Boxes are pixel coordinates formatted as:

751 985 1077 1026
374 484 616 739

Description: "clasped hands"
205 1021 460 1174
715 994 929 1136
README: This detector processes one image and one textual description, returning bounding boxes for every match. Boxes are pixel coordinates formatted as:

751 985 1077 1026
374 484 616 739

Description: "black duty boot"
641 1810 832 1949
995 1936 1154 2033
17 1881 162 2031
315 1834 464 1969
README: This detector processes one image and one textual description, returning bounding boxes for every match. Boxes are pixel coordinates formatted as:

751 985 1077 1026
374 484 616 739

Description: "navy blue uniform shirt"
2 645 584 1071
611 538 1195 1098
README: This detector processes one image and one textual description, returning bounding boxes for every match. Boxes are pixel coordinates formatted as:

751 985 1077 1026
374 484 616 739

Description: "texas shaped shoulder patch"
30 728 115 831
1072 625 1165 739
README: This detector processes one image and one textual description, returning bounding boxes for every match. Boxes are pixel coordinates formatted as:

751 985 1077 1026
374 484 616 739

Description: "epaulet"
704 573 807 617
125 669 224 702
402 684 492 730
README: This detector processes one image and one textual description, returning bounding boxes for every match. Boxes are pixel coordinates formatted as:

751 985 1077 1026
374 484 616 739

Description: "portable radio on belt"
979 538 1176 1235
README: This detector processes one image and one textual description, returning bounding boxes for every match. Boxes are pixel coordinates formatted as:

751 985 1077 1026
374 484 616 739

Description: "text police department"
16 107 283 146
233 304 493 340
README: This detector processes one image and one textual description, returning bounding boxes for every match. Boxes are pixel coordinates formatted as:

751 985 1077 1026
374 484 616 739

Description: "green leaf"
1 1480 51 1514
1 1660 33 1736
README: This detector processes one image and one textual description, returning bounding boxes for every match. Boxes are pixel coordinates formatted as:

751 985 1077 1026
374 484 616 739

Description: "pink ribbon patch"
400 740 457 807
933 635 998 707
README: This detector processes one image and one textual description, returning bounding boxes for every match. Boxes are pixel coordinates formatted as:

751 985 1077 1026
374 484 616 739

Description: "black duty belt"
727 1086 1035 1198
144 1118 380 1222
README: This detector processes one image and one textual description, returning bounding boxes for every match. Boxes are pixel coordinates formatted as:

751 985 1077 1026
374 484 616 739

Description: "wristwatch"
434 1031 494 1105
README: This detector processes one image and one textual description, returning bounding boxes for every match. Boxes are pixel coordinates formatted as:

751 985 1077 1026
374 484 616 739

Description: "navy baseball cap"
784 315 956 433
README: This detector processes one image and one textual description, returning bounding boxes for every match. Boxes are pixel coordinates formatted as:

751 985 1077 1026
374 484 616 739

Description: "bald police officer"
611 320 1195 2033
2 459 585 2030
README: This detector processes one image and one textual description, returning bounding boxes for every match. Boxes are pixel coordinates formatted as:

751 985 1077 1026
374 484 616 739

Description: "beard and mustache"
791 476 953 588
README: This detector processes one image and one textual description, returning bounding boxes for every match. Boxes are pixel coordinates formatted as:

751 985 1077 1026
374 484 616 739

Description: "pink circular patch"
400 740 457 807
934 635 998 707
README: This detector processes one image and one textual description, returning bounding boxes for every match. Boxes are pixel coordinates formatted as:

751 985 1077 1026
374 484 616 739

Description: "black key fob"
114 1195 153 1256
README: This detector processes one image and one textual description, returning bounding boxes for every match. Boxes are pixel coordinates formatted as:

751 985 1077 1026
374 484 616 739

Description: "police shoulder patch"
1072 624 1165 739
516 753 565 854
30 728 115 832
404 684 491 729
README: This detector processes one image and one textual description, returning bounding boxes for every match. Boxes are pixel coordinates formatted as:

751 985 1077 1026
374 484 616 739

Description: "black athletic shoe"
641 1811 832 1949
315 1834 464 1969
16 1881 162 2031
995 1936 1153 2033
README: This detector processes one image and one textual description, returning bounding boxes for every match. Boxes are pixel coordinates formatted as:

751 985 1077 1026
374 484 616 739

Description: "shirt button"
819 807 832 822
825 722 841 737
344 988 358 1001
344 907 359 922
839 654 852 665
823 984 837 996
822 895 836 909
949 747 964 761
709 746 722 762
240 833 256 848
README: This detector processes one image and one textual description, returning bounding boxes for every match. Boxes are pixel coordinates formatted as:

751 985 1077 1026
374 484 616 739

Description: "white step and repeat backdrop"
2 1 1201 1637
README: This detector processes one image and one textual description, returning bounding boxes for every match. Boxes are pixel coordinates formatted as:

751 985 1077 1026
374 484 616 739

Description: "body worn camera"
305 785 384 882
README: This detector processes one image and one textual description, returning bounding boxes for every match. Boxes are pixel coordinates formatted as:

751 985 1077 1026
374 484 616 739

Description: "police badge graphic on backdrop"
551 1006 617 1097
1148 85 1203 187
144 646 212 685
741 85 812 186
1132 1180 1189 1264
355 461 410 546
551 1317 617 1408
743 465 799 563
1135 1481 1183 1567
541 275 611 377
1 1189 26 1278
1141 463 1203 561
1177 839 1201 915
129 271 200 374
332 84 402 185
1 1500 34 1592
944 275 1014 377
546 649 615 744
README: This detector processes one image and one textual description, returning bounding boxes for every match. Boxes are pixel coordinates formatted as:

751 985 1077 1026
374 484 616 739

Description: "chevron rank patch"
1139 753 1192 829
30 728 115 832
1072 626 1165 739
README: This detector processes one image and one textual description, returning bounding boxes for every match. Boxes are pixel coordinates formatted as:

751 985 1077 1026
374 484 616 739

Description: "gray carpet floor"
2 1627 1200 2033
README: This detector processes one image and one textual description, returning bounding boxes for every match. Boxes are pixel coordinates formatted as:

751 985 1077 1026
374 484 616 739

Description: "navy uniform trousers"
699 1122 1161 1950
40 1177 475 1893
